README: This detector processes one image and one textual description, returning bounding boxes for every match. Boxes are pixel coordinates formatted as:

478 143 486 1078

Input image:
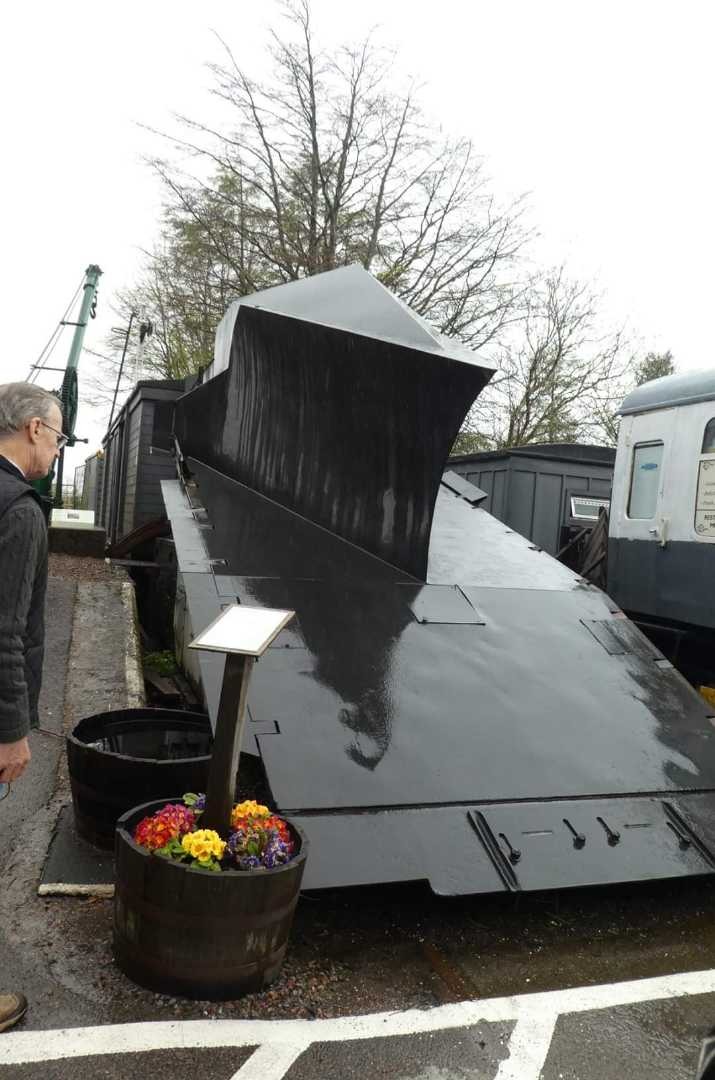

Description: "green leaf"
144 650 178 676
155 837 186 860
193 856 221 872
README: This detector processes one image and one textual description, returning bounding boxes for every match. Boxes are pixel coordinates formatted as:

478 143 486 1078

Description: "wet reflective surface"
163 464 715 895
181 465 715 812
75 716 212 761
86 724 212 761
165 267 715 896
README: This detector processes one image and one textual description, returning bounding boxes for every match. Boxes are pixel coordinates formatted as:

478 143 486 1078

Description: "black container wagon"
448 443 614 559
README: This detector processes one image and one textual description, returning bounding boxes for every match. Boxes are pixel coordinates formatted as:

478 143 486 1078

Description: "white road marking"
3 967 715 1071
229 1041 311 1080
495 1010 558 1080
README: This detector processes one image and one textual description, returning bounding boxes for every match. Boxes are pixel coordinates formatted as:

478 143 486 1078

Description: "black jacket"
0 455 48 742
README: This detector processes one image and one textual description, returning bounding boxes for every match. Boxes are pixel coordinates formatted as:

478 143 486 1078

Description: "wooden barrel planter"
67 709 212 849
113 799 309 999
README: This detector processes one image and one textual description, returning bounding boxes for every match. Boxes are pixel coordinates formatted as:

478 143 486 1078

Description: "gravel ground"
49 554 126 583
36 861 715 1024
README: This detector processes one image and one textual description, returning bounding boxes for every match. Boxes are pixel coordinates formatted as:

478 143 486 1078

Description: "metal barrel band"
112 940 286 996
114 881 301 931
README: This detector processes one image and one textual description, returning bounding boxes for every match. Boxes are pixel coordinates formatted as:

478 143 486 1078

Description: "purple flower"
238 854 262 870
227 829 248 857
226 822 295 870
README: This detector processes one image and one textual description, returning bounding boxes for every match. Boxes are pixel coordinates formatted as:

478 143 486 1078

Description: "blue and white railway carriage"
608 370 715 647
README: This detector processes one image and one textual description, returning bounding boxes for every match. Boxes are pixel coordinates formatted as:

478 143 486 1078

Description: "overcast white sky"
2 0 713 478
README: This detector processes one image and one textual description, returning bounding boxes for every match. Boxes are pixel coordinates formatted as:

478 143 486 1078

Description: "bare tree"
463 268 633 450
588 349 676 446
96 2 643 450
102 0 528 390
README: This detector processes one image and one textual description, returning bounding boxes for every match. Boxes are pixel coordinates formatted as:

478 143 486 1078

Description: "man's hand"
0 737 31 782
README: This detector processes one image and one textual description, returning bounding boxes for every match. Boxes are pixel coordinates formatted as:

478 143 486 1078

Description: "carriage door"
616 410 674 545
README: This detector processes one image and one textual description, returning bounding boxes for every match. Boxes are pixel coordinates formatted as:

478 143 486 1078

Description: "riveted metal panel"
470 798 715 892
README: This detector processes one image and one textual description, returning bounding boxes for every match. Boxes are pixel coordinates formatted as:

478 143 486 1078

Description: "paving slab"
39 804 114 896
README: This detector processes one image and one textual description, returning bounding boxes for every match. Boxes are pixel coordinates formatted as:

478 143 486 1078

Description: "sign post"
188 604 295 836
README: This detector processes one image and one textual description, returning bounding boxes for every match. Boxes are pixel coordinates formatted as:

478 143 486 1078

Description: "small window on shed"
702 418 715 454
570 496 610 521
628 442 663 519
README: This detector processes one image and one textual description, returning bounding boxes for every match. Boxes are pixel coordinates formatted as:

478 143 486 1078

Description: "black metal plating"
174 306 491 579
161 267 715 896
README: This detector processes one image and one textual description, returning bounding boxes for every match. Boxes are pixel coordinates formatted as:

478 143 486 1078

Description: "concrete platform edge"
120 579 146 709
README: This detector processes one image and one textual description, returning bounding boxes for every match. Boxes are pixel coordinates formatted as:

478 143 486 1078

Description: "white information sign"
188 604 295 656
50 509 96 529
695 459 715 537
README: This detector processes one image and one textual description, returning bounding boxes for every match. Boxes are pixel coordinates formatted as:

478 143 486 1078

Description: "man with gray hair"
0 382 64 1033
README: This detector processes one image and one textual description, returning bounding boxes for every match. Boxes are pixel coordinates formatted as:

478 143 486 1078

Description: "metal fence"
62 481 79 509
73 464 86 509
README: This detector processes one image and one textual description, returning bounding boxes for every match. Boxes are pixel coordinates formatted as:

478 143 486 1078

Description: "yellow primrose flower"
233 800 270 819
182 829 226 861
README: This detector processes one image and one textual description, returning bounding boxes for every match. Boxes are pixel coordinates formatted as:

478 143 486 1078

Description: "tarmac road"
3 565 715 1078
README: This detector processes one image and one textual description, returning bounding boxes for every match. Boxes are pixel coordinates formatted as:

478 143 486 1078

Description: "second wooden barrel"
67 708 213 849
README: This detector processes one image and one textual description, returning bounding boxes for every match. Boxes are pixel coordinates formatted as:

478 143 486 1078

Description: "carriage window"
628 442 663 519
702 418 715 454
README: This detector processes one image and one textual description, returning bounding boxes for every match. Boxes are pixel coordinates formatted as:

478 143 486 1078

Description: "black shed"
100 378 197 546
447 443 615 556
78 451 104 517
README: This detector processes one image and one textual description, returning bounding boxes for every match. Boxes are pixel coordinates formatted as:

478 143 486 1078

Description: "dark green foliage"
144 650 178 676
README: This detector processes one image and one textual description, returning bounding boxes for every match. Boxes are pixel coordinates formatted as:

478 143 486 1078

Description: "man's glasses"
0 782 10 801
40 421 69 450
